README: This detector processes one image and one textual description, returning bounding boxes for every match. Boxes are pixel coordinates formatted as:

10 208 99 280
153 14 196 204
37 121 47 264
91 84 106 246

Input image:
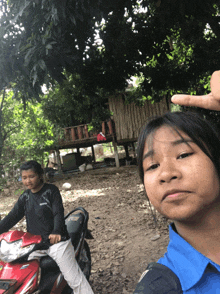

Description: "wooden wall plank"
109 95 169 142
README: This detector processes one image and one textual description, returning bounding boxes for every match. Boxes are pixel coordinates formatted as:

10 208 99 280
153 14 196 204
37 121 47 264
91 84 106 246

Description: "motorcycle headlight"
0 239 35 262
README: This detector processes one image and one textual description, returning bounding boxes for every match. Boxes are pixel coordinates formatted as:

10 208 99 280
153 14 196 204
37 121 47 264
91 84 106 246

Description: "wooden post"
124 144 129 159
113 140 120 168
53 151 56 167
132 142 136 158
64 128 69 141
109 142 113 154
91 145 96 162
77 126 82 139
84 125 89 138
55 149 62 173
102 121 105 135
107 120 113 134
71 127 76 141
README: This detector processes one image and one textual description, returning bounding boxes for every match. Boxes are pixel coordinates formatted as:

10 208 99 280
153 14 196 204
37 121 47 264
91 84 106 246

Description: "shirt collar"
164 223 220 291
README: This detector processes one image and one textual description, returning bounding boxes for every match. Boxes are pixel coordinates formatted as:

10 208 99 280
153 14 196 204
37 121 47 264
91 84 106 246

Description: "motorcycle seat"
40 255 59 271
65 212 85 248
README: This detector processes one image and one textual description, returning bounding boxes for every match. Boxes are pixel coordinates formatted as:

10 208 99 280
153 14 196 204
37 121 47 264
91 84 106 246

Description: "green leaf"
46 44 53 50
38 59 46 71
32 72 38 86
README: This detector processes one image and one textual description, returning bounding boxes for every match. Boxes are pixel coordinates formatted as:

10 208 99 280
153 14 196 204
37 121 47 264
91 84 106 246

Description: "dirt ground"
1 165 170 294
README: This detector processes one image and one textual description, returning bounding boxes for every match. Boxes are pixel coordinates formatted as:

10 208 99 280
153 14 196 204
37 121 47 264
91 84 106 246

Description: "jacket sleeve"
0 194 26 235
50 186 65 235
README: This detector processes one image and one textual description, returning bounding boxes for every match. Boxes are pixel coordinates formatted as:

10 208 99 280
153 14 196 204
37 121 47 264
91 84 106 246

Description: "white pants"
28 239 94 294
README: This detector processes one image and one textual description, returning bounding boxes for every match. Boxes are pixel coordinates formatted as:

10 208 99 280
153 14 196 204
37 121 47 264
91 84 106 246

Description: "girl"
135 111 220 293
0 160 94 294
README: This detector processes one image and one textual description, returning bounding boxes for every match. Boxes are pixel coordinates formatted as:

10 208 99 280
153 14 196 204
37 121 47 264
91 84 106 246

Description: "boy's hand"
49 234 61 244
171 71 220 111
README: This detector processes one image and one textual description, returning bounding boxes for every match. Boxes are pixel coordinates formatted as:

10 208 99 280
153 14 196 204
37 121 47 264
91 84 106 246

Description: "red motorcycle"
0 207 93 294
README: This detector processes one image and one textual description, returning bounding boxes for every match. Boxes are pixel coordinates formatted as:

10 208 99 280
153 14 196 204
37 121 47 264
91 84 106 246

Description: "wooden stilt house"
55 95 170 168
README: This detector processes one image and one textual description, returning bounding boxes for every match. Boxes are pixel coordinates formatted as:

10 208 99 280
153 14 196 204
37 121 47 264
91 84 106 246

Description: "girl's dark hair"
20 160 44 178
137 111 220 184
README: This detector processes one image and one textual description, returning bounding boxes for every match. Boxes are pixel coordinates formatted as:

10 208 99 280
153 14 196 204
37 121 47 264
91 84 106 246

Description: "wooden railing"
58 119 115 146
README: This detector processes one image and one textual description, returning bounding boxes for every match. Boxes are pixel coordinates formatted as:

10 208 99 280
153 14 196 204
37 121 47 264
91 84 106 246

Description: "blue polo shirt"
158 223 220 293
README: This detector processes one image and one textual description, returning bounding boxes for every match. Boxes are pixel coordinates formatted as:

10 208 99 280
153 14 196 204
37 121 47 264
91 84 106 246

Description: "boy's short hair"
20 160 44 177
137 111 220 184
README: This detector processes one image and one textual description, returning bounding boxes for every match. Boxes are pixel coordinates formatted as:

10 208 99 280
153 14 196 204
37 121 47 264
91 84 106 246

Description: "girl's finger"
171 94 220 111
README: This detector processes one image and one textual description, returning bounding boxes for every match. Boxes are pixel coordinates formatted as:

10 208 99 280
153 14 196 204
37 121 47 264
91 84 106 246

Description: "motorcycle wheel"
78 240 91 281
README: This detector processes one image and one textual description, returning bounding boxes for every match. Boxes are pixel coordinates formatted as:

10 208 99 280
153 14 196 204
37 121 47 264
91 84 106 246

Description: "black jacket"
0 183 69 241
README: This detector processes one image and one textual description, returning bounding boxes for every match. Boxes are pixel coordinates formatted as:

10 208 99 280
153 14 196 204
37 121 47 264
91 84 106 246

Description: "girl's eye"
178 152 193 159
146 163 159 171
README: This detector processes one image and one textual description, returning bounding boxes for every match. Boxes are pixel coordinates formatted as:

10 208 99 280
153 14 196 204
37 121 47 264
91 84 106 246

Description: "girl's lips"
166 192 185 198
163 190 190 200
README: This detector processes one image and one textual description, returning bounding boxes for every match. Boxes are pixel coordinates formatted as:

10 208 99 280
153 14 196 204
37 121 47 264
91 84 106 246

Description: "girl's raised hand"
171 71 220 111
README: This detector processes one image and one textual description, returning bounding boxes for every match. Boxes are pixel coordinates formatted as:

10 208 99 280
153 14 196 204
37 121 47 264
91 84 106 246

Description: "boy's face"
21 169 43 193
142 125 220 222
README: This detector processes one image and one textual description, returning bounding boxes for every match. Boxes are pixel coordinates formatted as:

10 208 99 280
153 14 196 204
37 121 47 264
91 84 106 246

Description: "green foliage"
0 0 103 97
171 104 182 112
5 101 55 160
0 89 55 185
1 0 220 136
1 0 220 104
41 73 111 130
0 90 20 158
14 188 24 195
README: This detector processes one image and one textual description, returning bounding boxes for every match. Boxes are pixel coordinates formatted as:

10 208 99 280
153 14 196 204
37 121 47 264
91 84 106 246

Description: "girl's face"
21 169 43 193
142 125 220 222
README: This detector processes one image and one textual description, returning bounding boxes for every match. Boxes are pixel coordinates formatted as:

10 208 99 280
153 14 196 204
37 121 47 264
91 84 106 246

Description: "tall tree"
0 90 55 183
0 0 220 102
0 89 20 160
41 73 111 129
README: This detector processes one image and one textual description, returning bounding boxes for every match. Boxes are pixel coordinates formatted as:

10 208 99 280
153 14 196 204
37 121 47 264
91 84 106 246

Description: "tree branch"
0 88 6 111
2 125 20 141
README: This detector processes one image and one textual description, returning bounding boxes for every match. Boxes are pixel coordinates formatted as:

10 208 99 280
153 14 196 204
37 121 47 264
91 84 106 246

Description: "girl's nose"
159 160 181 183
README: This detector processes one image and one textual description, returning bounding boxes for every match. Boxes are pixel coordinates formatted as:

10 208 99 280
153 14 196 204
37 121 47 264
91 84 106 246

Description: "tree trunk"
0 123 3 160
0 92 4 159
0 89 5 181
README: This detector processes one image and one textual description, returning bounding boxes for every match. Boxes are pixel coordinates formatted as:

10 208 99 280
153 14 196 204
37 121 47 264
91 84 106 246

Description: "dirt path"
1 165 169 293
